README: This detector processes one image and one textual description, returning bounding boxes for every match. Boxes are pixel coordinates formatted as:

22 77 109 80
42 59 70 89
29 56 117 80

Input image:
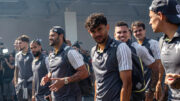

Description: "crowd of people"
0 0 180 101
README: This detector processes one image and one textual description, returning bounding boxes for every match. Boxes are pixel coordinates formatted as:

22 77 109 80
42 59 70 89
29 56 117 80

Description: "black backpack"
64 46 93 96
126 41 146 92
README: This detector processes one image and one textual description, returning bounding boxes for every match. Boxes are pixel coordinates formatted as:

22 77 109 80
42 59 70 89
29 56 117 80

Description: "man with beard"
40 26 89 101
149 0 180 100
14 35 33 101
85 13 132 101
30 40 50 101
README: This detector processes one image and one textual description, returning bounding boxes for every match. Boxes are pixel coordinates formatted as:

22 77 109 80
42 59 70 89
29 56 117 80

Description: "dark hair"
18 35 30 43
131 21 145 31
85 13 107 32
50 26 66 43
115 21 129 28
30 39 41 46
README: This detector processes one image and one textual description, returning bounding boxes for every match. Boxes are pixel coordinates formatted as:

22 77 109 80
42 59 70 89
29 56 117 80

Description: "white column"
64 11 77 44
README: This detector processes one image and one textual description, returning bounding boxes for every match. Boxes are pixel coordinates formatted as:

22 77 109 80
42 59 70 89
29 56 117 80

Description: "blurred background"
0 0 162 52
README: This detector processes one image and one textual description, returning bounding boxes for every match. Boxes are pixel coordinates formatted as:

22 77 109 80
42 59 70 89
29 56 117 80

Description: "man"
30 40 50 101
114 21 159 101
149 0 180 100
131 21 163 100
40 26 89 101
14 35 33 101
85 13 132 101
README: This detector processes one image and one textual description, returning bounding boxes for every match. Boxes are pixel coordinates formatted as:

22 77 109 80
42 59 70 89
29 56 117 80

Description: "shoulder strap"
142 38 154 57
64 46 73 62
126 41 137 55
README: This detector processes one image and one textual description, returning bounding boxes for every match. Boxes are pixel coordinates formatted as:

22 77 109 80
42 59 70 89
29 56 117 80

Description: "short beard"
49 41 55 46
49 36 59 46
33 51 41 57
96 37 107 44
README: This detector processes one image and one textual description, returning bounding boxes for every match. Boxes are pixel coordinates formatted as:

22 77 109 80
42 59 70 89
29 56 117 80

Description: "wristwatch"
64 77 69 85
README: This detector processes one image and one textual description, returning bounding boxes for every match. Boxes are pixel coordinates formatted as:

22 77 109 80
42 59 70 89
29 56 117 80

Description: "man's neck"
97 43 106 52
137 39 144 45
35 54 41 60
54 42 63 54
97 38 108 52
163 24 178 40
22 47 28 54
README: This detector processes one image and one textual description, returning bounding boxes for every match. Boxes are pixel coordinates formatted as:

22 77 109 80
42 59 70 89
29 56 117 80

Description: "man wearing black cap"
40 26 89 101
149 0 180 100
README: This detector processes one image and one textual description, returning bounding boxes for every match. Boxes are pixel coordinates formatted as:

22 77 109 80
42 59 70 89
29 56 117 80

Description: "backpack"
64 46 93 96
127 41 146 92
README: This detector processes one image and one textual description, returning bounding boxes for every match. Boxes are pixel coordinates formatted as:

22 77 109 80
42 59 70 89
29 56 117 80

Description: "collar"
53 42 66 55
141 37 149 45
162 26 180 42
21 49 31 56
126 39 132 46
34 53 43 61
95 36 113 53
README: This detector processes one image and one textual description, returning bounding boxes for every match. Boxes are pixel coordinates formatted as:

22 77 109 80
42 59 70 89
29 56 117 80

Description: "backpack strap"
133 58 146 93
63 46 73 65
142 38 154 57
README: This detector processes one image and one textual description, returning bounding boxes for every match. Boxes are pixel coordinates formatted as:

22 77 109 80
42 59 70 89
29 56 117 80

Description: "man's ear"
88 30 93 36
59 34 64 40
158 11 165 21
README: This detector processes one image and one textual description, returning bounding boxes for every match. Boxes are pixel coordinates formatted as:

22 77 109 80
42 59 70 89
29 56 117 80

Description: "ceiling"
0 0 152 19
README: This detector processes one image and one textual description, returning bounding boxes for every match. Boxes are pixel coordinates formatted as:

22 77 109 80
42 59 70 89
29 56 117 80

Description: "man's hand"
40 75 50 86
145 92 154 101
4 58 8 63
165 73 180 89
40 72 51 86
44 94 52 101
155 81 162 100
49 78 65 92
32 96 35 101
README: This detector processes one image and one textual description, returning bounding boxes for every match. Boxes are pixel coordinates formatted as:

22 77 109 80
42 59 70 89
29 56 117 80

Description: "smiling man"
40 26 88 101
114 21 160 101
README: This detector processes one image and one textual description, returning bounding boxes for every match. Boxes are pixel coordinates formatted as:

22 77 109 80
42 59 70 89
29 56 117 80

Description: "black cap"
72 41 82 49
149 0 180 24
51 26 65 36
50 26 66 42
